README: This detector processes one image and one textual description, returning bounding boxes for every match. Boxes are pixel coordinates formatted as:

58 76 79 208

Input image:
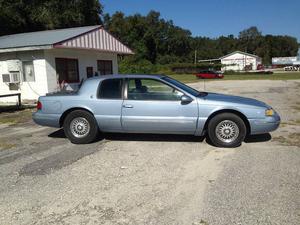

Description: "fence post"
18 93 21 108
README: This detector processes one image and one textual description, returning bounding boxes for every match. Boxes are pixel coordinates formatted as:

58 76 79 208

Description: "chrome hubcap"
70 117 90 138
215 120 239 143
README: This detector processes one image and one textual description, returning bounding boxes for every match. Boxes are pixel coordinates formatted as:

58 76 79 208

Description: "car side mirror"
181 95 193 105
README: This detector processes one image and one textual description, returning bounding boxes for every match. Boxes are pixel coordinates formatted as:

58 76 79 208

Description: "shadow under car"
48 129 271 145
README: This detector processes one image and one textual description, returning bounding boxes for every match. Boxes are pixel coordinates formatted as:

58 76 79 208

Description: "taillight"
37 101 42 110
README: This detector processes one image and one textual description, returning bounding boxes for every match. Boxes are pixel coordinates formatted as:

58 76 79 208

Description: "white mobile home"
272 48 300 67
220 51 262 71
0 26 133 103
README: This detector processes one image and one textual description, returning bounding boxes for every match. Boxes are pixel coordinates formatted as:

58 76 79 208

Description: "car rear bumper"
32 111 61 128
249 114 281 135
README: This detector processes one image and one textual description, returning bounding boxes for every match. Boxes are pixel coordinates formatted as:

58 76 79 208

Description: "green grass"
293 103 300 111
167 72 300 83
0 106 34 125
273 133 300 147
0 141 16 150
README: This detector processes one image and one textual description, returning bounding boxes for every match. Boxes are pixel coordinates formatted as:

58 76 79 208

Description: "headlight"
265 108 274 116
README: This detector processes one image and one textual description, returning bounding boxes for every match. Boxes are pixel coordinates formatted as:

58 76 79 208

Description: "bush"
223 70 274 75
223 70 236 75
168 63 222 74
119 57 157 74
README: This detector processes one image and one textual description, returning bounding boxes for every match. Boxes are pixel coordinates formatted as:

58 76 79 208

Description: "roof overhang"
53 44 133 55
220 51 260 60
0 45 52 53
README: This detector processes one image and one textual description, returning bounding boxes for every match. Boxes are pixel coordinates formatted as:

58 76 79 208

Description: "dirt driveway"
0 80 299 225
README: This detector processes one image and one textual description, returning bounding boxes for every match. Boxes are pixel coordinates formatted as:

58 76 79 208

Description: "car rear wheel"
207 113 246 148
63 110 99 144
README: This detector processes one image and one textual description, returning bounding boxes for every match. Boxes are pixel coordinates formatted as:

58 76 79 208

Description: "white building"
272 56 298 65
272 48 300 66
295 48 300 65
220 51 262 71
0 25 133 103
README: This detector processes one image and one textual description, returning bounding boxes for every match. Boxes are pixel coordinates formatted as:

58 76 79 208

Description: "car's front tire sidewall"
208 113 246 148
63 110 99 144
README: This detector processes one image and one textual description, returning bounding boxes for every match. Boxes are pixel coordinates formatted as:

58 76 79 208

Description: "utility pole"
194 50 197 64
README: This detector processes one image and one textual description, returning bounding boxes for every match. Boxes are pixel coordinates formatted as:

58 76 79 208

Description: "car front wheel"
207 113 246 148
63 110 99 144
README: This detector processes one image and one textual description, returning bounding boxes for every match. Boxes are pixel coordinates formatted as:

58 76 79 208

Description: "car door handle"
123 104 133 108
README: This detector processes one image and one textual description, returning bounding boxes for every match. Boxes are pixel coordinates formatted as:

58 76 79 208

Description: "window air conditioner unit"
10 72 21 83
2 74 10 83
1 73 20 83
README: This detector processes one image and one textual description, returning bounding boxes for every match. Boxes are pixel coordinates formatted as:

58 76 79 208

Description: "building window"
86 67 93 78
97 60 113 75
55 58 79 83
22 61 35 82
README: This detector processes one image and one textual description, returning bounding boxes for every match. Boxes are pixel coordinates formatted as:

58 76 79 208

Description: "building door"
97 60 113 75
86 67 93 78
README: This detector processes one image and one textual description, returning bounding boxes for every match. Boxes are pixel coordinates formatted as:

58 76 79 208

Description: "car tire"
207 113 246 148
63 110 99 144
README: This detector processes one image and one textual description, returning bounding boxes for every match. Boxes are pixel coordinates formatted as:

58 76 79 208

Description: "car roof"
87 74 165 80
79 74 167 95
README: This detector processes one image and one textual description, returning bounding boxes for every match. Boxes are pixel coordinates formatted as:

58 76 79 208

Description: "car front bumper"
248 113 281 135
32 111 61 128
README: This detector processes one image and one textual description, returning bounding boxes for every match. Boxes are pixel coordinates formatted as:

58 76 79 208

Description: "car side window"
127 78 183 101
99 79 123 99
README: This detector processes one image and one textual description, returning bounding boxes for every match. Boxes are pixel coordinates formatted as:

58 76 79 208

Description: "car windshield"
162 76 207 97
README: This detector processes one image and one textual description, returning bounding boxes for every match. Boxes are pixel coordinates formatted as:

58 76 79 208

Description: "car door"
93 78 124 132
121 78 199 134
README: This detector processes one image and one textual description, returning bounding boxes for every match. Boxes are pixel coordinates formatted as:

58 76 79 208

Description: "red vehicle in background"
195 70 224 79
257 64 265 70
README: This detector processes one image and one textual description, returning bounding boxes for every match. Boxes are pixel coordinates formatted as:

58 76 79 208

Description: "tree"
216 35 237 56
237 26 262 53
105 10 192 64
238 26 262 40
191 37 221 60
0 0 103 36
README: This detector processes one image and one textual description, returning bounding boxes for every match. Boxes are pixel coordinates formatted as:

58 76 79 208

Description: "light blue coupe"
33 75 280 147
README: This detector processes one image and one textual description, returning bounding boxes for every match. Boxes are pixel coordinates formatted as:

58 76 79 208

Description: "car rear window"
98 79 123 99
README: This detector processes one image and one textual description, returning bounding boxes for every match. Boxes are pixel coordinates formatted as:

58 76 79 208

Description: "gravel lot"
0 80 299 225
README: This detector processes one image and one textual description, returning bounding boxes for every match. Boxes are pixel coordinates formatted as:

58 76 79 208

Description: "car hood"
202 92 268 108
